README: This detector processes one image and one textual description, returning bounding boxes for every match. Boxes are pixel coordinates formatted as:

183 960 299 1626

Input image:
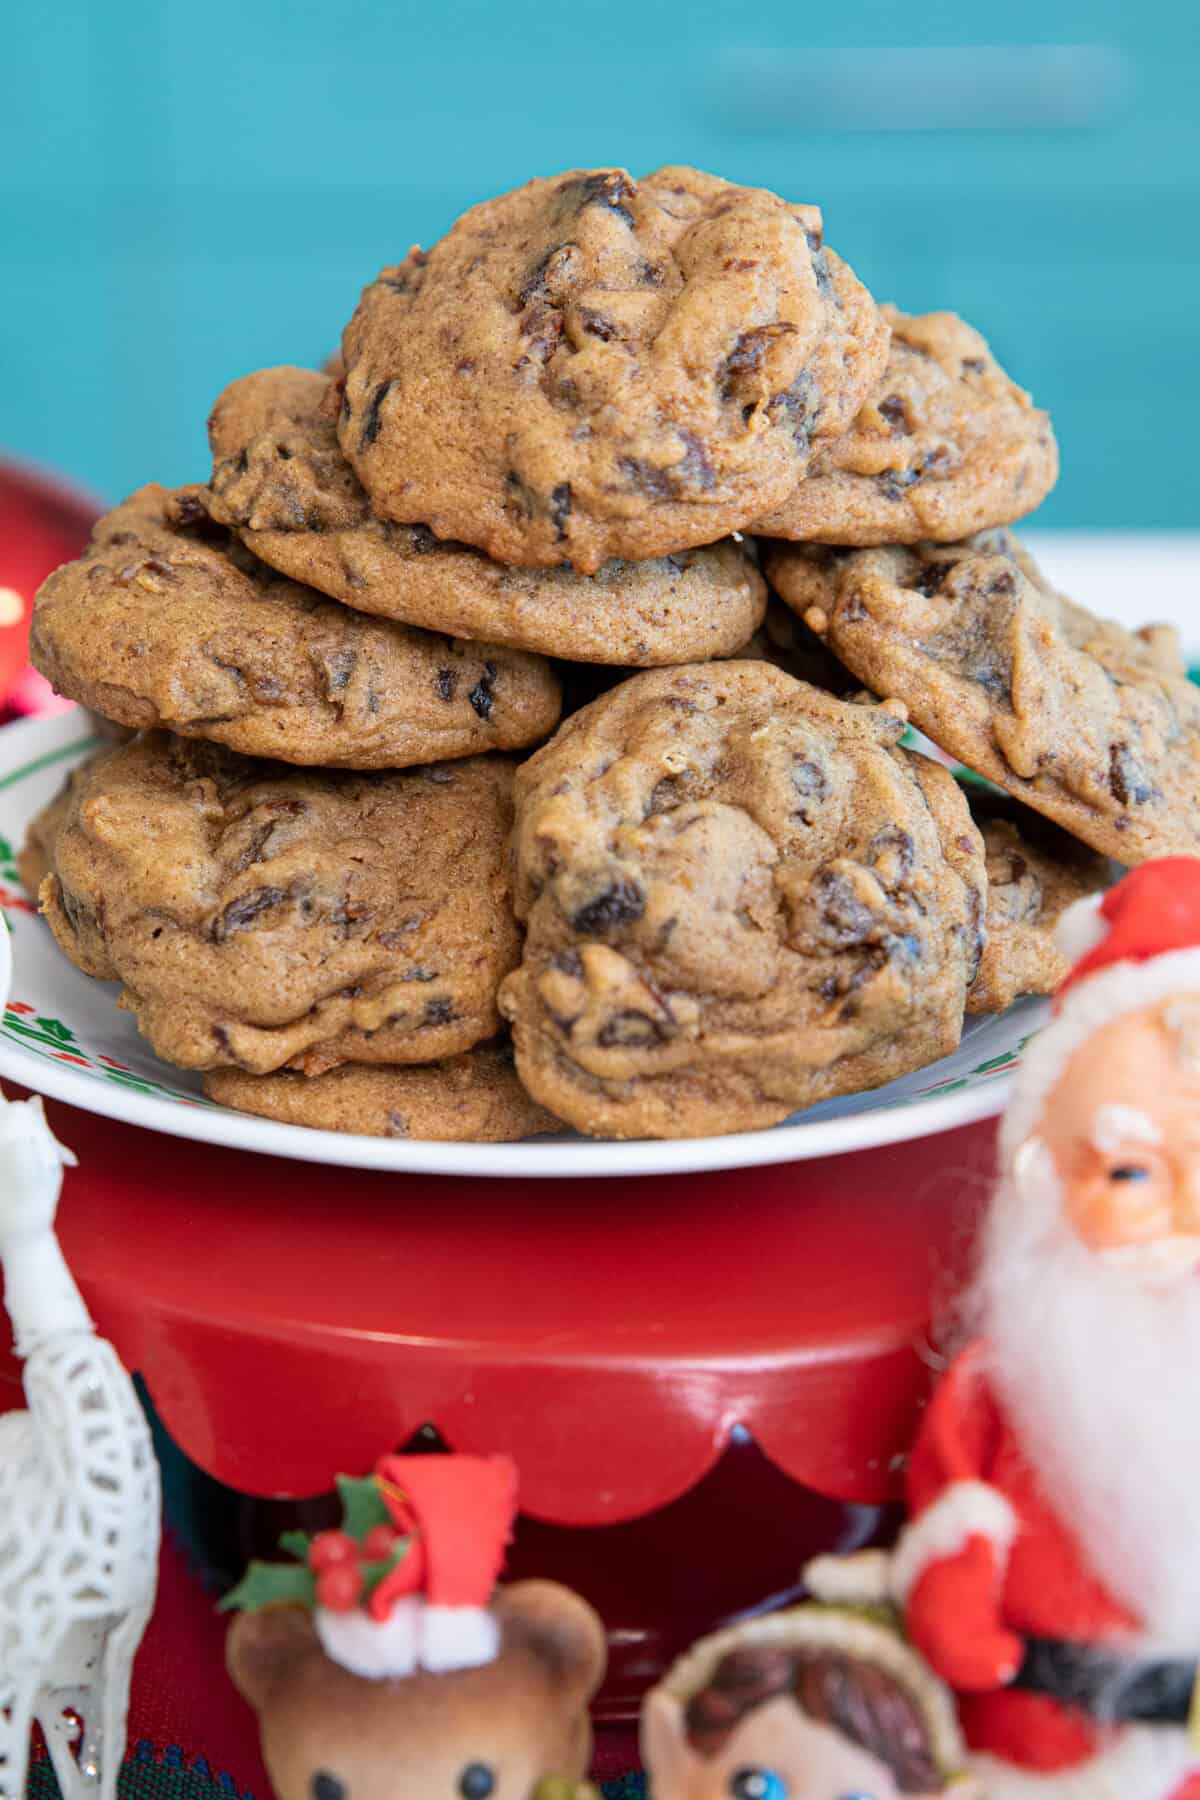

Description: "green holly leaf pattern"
35 1016 75 1043
277 1530 313 1561
218 1560 317 1613
336 1472 393 1539
2 1014 83 1053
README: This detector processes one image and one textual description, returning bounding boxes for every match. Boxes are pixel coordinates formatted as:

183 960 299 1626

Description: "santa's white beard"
973 1141 1200 1652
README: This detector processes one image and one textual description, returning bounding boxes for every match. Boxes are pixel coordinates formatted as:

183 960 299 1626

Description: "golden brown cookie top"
753 307 1057 543
200 367 767 665
337 166 888 572
768 531 1199 864
37 733 521 1074
205 1042 561 1142
30 484 561 766
499 661 985 1139
207 364 368 531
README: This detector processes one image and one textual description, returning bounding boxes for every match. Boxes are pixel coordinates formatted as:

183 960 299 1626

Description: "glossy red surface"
0 1093 993 1513
0 1091 995 1716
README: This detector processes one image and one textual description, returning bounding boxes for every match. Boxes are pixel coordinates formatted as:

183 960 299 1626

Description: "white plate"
0 712 1046 1179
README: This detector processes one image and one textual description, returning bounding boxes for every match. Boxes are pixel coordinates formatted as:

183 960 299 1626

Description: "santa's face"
1038 998 1200 1278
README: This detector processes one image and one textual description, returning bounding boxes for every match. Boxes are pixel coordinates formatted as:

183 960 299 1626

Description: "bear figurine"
223 1454 606 1800
228 1580 605 1800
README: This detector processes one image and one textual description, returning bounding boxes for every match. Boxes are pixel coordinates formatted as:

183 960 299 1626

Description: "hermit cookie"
768 530 1200 864
338 165 888 573
753 308 1057 542
968 794 1111 1015
17 758 96 896
201 367 767 665
499 662 986 1139
37 734 520 1075
204 1043 560 1141
30 486 560 767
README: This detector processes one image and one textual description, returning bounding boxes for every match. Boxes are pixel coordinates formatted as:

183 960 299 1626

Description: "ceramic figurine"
894 859 1200 1798
223 1452 606 1800
0 924 162 1800
641 1552 976 1798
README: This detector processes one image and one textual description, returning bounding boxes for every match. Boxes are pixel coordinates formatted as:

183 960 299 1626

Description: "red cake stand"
0 1089 995 1720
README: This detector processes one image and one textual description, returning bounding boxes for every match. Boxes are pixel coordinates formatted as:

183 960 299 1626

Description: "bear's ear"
226 1606 322 1713
494 1580 607 1704
639 1687 690 1790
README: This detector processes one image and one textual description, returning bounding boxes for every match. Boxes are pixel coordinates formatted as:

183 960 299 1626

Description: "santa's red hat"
1000 857 1200 1163
315 1453 518 1682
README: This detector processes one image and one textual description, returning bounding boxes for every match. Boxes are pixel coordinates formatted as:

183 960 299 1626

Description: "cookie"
17 759 93 896
967 792 1111 1015
36 733 520 1074
498 662 986 1139
338 165 889 573
31 486 561 768
200 366 767 665
752 308 1057 542
768 530 1200 863
204 1042 560 1141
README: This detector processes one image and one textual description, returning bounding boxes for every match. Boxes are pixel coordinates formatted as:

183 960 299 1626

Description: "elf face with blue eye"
642 1639 966 1800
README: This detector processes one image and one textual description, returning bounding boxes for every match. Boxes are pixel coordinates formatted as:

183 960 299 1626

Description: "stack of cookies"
23 165 1200 1141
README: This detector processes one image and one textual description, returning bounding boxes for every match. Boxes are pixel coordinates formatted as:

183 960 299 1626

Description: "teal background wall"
2 0 1197 525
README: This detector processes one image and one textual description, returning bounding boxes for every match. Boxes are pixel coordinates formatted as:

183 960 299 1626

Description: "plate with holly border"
0 711 1048 1179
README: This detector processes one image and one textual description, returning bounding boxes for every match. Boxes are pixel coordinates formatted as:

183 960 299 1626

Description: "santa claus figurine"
895 857 1200 1799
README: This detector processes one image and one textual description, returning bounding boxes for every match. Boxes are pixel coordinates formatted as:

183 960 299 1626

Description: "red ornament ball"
0 457 100 714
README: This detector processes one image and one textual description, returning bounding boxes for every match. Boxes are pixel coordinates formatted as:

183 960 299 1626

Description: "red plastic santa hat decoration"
222 1452 519 1682
999 856 1200 1166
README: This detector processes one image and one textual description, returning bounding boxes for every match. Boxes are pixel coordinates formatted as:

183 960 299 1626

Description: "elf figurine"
223 1452 605 1800
642 1552 977 1798
895 859 1200 1798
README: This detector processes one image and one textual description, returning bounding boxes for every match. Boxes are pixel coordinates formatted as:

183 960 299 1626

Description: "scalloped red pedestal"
0 1092 996 1721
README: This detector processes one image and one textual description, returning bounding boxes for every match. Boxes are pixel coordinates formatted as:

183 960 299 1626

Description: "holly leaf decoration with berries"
336 1472 396 1539
220 1471 415 1616
217 1560 317 1613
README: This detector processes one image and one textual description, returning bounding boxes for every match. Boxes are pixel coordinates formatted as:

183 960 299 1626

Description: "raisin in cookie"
199 366 766 664
752 308 1057 542
35 734 519 1074
498 662 986 1139
204 1042 560 1141
30 486 560 767
967 792 1111 1015
338 166 888 573
768 530 1200 863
